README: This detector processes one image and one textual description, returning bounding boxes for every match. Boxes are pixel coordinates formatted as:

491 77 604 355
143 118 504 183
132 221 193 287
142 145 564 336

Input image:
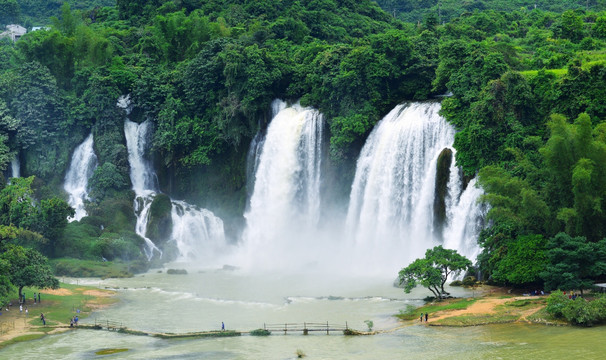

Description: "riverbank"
0 283 117 348
396 286 568 327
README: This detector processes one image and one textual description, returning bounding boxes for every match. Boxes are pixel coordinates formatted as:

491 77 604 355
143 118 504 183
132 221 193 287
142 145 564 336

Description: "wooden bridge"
262 322 350 335
76 319 363 337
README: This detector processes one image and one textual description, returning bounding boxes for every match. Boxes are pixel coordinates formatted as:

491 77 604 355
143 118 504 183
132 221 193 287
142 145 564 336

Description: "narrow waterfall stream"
63 133 98 221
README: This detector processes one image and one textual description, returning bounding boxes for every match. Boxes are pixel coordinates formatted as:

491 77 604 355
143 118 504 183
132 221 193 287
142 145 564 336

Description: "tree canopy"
399 246 472 300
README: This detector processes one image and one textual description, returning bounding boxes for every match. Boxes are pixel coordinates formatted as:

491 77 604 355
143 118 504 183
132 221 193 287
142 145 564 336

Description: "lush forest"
2 0 606 304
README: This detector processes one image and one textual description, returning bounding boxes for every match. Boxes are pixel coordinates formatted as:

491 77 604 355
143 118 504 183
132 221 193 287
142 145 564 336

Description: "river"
2 265 605 359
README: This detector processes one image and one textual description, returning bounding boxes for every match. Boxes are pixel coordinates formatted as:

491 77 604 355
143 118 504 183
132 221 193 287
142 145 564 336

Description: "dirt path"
427 296 544 324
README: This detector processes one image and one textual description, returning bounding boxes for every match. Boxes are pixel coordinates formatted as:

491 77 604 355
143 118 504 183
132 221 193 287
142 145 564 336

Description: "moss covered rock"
146 193 173 247
433 148 452 239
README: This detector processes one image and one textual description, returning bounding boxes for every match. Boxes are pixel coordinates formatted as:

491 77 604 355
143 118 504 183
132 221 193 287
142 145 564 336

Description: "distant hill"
375 0 606 22
0 0 114 27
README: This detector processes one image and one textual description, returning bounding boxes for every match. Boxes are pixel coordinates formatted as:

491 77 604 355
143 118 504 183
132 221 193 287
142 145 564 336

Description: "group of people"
18 292 41 305
419 312 429 322
70 315 79 327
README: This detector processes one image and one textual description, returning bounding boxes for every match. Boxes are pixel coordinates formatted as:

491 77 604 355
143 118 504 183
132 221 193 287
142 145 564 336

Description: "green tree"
0 0 20 25
0 244 59 299
541 233 606 295
491 234 547 286
399 246 472 300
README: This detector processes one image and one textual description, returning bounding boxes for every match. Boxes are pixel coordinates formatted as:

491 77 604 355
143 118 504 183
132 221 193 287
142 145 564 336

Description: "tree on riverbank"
0 244 59 299
399 246 472 300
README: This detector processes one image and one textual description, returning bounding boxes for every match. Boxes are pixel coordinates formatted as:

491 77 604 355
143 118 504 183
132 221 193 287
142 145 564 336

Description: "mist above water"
232 100 483 277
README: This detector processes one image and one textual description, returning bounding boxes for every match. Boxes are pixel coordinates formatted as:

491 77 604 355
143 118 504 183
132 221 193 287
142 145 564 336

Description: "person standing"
221 322 225 331
425 313 428 322
20 304 22 313
38 293 41 303
41 313 46 325
420 313 423 322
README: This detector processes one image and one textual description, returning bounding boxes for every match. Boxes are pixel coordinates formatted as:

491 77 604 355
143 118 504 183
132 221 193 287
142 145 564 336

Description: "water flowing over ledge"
64 133 98 222
236 101 483 276
120 95 227 262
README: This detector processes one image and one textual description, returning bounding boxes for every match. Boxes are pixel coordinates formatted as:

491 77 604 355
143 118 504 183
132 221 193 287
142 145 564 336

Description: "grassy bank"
0 282 117 348
396 297 479 321
51 258 147 278
395 287 569 327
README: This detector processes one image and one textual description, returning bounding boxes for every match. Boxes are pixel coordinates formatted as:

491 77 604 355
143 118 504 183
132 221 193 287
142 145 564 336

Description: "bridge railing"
263 322 349 335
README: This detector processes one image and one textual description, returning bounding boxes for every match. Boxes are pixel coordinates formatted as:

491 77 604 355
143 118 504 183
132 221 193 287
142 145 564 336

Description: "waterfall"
346 102 483 274
63 133 98 221
241 100 324 269
170 200 226 263
124 117 162 259
121 96 226 263
10 157 20 179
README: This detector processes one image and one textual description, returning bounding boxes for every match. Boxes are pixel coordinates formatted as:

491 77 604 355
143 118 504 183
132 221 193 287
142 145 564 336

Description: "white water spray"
346 102 483 274
240 100 324 269
64 133 98 221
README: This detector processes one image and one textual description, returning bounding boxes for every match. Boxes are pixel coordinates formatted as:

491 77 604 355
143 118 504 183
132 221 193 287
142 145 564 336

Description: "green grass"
0 334 46 350
526 307 568 326
95 348 129 355
432 313 519 326
51 258 140 278
13 282 117 327
396 297 479 321
520 68 568 78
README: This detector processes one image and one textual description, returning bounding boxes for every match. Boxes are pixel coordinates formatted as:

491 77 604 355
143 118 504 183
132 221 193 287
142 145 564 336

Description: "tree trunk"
19 286 23 301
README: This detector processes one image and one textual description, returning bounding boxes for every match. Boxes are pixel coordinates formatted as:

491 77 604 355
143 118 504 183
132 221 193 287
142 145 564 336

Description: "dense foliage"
0 1 606 291
546 290 606 326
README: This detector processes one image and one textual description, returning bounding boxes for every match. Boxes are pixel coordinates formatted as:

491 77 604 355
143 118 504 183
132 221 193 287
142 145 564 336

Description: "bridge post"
303 322 308 335
326 321 329 335
284 323 287 335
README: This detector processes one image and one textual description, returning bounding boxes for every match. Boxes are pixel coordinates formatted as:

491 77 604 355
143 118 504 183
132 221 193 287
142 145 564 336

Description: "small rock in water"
221 265 238 271
167 269 188 275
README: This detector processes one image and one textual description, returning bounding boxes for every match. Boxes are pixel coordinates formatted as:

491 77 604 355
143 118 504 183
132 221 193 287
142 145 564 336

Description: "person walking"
41 313 46 325
425 313 428 322
20 304 22 313
420 313 423 322
221 322 225 331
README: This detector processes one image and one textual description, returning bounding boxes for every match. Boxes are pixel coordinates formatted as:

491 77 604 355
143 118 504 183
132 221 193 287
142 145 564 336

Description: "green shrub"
545 290 569 318
462 276 477 286
166 269 187 275
250 328 271 336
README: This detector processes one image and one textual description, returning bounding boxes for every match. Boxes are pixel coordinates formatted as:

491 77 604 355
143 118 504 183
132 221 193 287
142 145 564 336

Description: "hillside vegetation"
0 1 606 297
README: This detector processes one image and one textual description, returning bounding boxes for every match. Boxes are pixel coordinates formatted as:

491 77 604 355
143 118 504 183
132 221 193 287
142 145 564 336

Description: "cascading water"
120 95 227 263
10 157 20 179
63 133 98 221
170 200 226 262
240 100 324 269
346 102 483 275
124 114 162 259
